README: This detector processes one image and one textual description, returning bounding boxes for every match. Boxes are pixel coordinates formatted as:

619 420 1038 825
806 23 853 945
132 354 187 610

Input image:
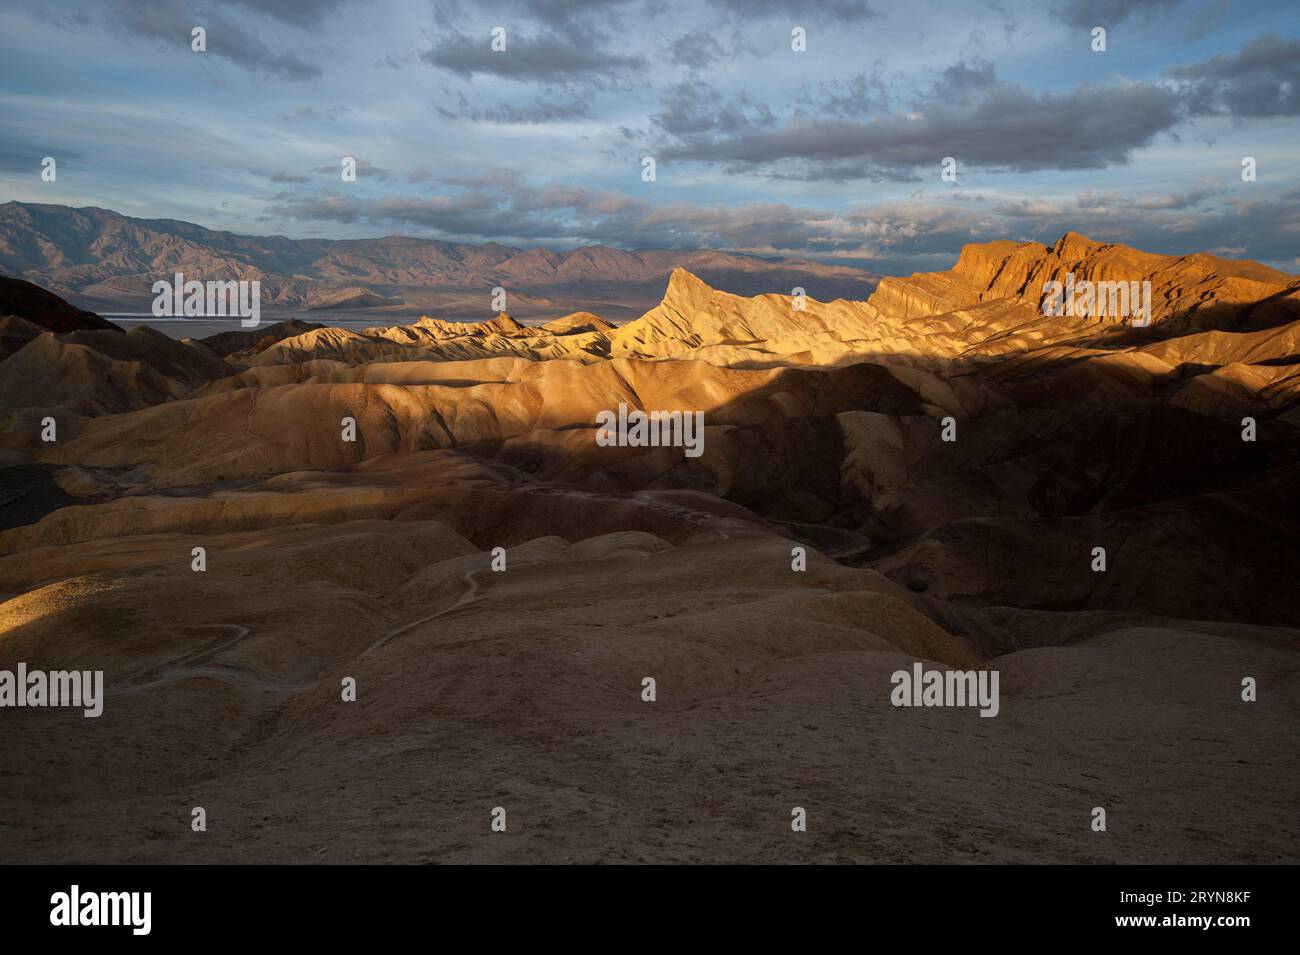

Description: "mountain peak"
1052 230 1102 257
661 267 715 309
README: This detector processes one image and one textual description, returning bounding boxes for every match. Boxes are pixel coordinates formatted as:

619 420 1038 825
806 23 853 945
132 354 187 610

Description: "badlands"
1 232 1297 863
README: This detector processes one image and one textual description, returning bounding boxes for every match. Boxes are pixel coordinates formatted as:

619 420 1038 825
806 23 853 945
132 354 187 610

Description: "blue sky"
1 0 1297 273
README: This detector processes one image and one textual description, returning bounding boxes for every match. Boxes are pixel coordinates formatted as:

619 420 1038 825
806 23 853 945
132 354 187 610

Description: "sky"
0 0 1297 274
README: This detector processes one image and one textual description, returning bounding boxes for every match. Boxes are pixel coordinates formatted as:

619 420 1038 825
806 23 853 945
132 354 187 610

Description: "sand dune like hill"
0 328 231 419
1138 318 1300 367
200 319 323 358
245 326 411 365
247 312 616 368
539 311 614 335
0 314 44 362
369 312 530 342
304 286 396 310
1168 362 1300 417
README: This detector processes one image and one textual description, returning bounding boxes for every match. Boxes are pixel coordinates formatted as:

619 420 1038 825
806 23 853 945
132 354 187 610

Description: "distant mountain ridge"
0 201 877 319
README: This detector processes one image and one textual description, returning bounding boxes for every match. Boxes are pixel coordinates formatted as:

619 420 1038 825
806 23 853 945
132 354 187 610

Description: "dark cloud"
101 0 323 79
930 59 997 105
667 32 725 69
797 66 893 118
431 0 643 28
501 0 641 19
420 28 647 88
1052 0 1182 28
268 170 310 183
221 0 350 26
706 0 879 22
1171 34 1300 118
653 69 1185 181
265 191 366 224
652 80 777 138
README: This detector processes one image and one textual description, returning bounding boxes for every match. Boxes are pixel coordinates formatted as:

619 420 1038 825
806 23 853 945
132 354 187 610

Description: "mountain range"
0 201 878 322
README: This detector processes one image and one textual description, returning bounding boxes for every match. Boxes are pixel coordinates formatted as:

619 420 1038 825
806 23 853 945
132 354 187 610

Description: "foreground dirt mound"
1 523 1293 864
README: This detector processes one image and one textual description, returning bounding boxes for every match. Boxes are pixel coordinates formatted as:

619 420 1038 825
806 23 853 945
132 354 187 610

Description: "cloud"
258 164 1300 276
435 90 594 124
653 80 777 138
653 68 1185 180
265 191 366 224
929 59 998 105
260 171 991 260
312 158 391 181
420 28 647 88
431 0 645 28
99 0 324 79
220 0 350 25
994 180 1224 219
1171 33 1300 118
279 105 352 124
798 66 894 118
0 126 83 175
995 198 1068 218
705 0 879 22
1075 179 1224 211
265 171 642 241
1052 0 1182 28
667 32 725 70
